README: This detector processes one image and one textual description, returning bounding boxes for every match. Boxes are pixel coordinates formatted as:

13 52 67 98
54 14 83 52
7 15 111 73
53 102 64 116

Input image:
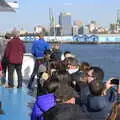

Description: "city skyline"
0 0 120 32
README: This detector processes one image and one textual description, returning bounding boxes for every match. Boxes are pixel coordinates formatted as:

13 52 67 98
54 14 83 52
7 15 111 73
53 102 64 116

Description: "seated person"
86 78 118 120
44 83 91 120
75 66 104 106
31 76 79 120
61 51 75 61
44 103 91 120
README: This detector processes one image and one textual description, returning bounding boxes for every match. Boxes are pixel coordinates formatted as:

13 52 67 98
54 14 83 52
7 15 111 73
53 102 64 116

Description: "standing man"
27 33 49 89
5 31 26 88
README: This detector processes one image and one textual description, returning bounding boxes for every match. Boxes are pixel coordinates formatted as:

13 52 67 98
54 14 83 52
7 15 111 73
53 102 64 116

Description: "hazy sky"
0 0 120 32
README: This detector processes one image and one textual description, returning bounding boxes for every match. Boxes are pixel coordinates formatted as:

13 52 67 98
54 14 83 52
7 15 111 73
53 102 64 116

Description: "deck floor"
0 87 34 120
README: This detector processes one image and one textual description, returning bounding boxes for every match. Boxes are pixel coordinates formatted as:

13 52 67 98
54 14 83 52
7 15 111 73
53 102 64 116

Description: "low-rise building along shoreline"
1 34 120 44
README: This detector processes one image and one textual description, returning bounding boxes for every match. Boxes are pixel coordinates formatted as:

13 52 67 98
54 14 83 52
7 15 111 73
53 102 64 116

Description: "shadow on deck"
0 87 34 120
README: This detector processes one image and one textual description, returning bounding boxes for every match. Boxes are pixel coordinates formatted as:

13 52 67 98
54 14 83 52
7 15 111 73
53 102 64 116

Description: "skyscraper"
117 9 120 24
49 8 54 28
59 12 72 36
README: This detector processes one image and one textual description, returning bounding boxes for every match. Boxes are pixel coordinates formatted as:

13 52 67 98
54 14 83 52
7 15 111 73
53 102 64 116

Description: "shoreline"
24 41 120 44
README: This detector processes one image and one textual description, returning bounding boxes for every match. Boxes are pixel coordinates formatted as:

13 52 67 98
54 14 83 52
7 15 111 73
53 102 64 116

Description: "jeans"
28 59 40 89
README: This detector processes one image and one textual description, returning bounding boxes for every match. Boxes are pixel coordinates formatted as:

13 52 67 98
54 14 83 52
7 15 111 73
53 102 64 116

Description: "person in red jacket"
5 31 26 88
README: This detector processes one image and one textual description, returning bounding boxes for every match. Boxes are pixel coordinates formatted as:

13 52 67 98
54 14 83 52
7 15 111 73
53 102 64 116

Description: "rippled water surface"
25 43 120 80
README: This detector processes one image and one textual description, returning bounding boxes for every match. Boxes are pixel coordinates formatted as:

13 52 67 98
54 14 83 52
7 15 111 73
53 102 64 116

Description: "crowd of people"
26 33 120 120
30 54 120 120
0 32 120 120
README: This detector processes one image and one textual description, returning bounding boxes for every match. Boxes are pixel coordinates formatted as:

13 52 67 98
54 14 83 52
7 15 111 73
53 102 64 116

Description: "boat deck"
0 87 34 120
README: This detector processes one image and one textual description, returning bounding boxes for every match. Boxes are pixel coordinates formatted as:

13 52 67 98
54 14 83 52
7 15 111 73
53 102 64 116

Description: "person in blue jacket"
31 93 56 120
31 78 80 120
28 33 50 89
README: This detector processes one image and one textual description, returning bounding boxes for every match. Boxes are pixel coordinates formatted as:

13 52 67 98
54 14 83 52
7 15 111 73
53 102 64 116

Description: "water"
25 43 120 80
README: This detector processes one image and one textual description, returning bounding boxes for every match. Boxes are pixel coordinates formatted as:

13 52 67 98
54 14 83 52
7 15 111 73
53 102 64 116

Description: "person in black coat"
50 43 62 61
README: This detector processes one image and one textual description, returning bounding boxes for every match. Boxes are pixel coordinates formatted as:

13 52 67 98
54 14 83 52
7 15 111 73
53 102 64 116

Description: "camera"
110 79 119 85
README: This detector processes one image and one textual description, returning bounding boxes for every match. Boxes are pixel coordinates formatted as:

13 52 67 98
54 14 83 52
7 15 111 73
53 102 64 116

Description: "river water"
25 43 120 80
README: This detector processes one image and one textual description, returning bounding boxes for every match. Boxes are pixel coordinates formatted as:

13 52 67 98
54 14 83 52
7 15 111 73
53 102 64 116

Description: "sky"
0 0 120 32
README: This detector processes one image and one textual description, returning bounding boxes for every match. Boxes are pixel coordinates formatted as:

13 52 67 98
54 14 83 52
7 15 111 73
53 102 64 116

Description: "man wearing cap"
28 33 50 89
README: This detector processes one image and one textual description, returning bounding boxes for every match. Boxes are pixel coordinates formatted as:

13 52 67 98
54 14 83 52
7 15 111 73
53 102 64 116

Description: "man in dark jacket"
86 79 117 120
44 103 91 120
5 31 26 88
50 43 62 61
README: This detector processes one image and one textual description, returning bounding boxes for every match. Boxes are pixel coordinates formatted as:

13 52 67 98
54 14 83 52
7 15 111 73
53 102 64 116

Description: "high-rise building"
50 24 61 36
49 8 54 28
116 9 120 33
74 20 84 34
59 12 72 36
117 9 120 24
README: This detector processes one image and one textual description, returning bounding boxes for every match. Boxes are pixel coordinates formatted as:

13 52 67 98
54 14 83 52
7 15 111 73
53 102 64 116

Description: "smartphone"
110 79 119 85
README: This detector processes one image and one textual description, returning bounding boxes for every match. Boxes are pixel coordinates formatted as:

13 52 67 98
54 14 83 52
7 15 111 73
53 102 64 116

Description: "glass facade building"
59 12 72 35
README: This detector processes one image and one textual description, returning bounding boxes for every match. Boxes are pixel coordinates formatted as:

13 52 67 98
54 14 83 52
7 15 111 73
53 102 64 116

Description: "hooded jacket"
31 93 56 120
45 103 92 120
86 89 116 120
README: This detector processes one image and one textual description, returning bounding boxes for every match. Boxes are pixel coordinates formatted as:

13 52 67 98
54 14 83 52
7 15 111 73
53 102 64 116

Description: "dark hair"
80 62 91 72
5 33 11 39
55 84 78 103
64 57 79 67
64 51 71 56
45 81 60 93
50 71 71 85
88 66 104 83
89 80 105 96
44 80 78 103
49 61 67 73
